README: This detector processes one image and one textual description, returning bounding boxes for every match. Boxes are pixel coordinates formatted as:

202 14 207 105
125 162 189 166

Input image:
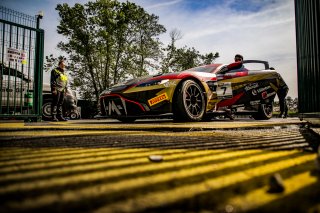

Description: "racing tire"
70 112 79 120
252 103 273 120
117 117 136 123
174 80 206 122
42 101 52 121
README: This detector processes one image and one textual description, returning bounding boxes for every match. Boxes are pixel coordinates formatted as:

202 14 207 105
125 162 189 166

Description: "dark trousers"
51 91 65 116
278 89 288 116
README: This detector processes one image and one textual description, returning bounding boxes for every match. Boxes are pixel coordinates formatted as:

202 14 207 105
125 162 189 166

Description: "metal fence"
0 6 44 121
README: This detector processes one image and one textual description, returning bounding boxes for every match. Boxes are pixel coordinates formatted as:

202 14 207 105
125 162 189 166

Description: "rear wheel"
173 80 206 122
70 112 79 120
252 102 273 120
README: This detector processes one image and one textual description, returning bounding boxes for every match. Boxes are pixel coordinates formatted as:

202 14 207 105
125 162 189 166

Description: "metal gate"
0 6 44 121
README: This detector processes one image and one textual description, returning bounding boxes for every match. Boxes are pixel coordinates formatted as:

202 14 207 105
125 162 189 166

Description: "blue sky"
177 0 275 12
0 0 297 97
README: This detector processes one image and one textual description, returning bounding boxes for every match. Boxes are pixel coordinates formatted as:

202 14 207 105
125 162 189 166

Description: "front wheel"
252 103 273 120
174 80 206 122
42 101 52 121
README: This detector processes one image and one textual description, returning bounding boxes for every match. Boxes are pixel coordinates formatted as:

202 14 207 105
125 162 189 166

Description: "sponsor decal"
105 98 127 116
148 93 169 106
262 91 276 99
257 85 271 93
244 83 259 91
252 89 258 96
251 85 271 96
250 100 260 105
107 101 121 115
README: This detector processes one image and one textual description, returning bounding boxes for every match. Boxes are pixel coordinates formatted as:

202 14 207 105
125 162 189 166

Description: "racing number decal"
216 82 233 99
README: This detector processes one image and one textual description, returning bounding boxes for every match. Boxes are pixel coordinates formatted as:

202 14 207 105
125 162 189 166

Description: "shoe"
52 115 59 122
57 115 67 121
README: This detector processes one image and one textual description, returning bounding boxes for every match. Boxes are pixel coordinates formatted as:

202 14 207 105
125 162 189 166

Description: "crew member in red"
227 54 244 71
223 54 245 120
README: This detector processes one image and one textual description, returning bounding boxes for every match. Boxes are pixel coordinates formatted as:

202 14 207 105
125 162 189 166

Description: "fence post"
33 13 44 121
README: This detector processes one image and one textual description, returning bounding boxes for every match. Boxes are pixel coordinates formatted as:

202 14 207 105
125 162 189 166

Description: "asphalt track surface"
0 118 319 213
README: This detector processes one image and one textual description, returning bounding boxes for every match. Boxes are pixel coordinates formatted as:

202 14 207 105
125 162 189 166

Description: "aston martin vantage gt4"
99 60 288 122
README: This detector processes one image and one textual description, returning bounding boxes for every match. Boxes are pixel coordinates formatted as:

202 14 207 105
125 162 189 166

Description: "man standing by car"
50 59 68 121
277 82 289 118
223 54 245 119
268 67 289 118
228 54 244 70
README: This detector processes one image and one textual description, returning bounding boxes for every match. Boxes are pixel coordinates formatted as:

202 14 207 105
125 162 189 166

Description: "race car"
98 60 288 122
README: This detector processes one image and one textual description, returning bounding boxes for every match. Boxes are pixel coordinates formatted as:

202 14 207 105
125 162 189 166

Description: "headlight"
100 89 111 96
137 79 169 87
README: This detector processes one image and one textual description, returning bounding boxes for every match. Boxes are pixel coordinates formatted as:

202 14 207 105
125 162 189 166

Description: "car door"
215 66 253 108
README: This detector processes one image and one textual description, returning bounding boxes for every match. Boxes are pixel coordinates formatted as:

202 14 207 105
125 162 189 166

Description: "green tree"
160 29 219 73
119 3 165 78
201 52 220 65
55 0 165 101
44 54 66 72
55 1 219 101
160 28 182 73
56 2 99 100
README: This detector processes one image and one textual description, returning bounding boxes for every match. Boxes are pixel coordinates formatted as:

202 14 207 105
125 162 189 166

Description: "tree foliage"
160 29 219 73
55 0 165 100
52 0 219 101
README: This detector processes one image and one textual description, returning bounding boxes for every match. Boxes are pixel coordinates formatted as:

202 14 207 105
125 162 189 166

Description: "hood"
117 70 216 86
122 72 181 86
101 70 216 95
108 72 181 91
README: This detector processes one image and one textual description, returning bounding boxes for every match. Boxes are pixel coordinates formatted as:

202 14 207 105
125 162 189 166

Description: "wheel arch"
252 97 275 120
172 77 208 113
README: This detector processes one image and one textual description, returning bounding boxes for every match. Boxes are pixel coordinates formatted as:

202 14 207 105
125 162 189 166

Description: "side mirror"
219 66 229 74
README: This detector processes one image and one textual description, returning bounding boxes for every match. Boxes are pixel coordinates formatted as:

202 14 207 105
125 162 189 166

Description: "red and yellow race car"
98 60 288 122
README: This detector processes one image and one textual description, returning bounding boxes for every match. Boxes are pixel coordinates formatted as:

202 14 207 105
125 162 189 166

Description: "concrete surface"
0 118 319 212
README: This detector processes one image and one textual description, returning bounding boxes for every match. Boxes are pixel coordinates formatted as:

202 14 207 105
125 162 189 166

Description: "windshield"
186 64 221 73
